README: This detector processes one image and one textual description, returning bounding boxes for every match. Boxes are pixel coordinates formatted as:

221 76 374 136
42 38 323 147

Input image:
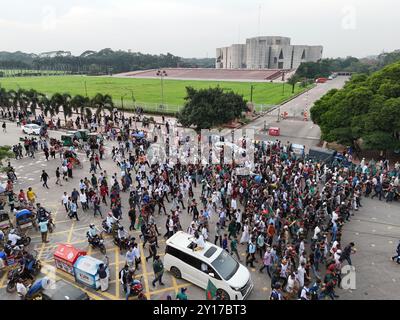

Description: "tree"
71 94 90 119
177 86 248 131
0 146 13 169
91 93 114 119
311 60 400 152
287 75 299 94
51 93 72 124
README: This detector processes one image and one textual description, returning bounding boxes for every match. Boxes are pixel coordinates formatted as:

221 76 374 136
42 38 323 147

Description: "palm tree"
71 94 90 119
0 88 11 112
91 93 114 120
39 95 55 118
25 89 42 116
51 93 72 125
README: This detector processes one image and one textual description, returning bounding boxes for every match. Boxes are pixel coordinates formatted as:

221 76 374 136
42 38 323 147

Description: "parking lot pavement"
1 121 399 300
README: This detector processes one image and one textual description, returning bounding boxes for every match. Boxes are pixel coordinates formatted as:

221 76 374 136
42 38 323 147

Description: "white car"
22 124 41 135
164 231 253 300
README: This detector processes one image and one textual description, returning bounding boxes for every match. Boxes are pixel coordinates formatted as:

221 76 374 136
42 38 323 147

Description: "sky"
0 0 398 59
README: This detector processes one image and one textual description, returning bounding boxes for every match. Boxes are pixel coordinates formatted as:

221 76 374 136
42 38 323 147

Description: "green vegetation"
0 76 308 111
0 49 214 75
177 87 248 131
296 51 400 80
0 146 13 168
0 87 114 125
311 61 400 152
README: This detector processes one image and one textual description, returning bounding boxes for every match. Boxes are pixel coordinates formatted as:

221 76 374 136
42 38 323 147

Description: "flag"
206 279 217 300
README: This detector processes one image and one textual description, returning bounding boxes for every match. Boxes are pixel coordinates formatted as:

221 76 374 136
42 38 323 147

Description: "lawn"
0 75 310 113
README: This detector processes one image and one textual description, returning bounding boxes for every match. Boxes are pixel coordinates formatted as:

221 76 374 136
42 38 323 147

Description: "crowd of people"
1 108 400 301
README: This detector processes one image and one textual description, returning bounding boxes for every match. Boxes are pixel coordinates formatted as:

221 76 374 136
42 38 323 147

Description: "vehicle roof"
42 279 89 300
166 231 222 263
24 123 40 127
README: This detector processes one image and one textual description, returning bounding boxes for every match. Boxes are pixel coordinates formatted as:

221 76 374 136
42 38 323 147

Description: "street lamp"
121 93 127 117
250 85 255 102
156 69 168 109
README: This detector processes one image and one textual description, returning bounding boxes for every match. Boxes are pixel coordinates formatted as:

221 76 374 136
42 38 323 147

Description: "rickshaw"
0 210 13 233
87 133 104 150
67 130 89 142
61 134 74 147
15 209 37 233
64 150 83 169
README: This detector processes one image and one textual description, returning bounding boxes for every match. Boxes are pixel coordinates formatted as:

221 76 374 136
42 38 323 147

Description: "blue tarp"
15 209 32 219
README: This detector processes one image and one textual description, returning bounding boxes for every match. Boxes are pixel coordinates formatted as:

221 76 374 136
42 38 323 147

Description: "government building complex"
216 36 323 70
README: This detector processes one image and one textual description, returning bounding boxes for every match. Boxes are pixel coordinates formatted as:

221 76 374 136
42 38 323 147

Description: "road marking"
115 247 120 300
172 277 179 295
150 282 192 296
67 221 75 243
139 242 151 299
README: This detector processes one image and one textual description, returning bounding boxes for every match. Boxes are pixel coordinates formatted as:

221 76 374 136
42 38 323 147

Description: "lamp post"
156 69 168 109
250 85 255 102
121 93 127 117
84 81 88 97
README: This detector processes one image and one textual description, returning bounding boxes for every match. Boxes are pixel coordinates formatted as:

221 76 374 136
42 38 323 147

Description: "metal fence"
113 101 183 114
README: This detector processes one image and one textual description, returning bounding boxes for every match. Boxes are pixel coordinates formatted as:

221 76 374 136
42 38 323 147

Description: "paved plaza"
1 77 399 300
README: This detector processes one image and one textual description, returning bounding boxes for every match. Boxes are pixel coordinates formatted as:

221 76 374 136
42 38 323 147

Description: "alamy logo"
341 265 356 290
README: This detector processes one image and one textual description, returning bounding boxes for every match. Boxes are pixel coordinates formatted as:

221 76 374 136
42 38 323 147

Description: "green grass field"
0 75 309 112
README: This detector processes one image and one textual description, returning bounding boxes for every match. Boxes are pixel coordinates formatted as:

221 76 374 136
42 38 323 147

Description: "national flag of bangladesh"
206 279 217 300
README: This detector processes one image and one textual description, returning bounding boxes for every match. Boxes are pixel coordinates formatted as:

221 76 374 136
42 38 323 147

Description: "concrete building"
216 36 323 70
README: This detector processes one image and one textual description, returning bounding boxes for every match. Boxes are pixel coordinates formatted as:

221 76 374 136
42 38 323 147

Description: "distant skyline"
0 0 398 59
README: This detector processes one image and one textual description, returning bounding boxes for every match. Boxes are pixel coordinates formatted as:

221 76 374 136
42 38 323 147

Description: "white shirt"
196 235 205 248
80 193 87 203
8 233 21 246
62 195 68 204
297 266 305 287
17 282 28 296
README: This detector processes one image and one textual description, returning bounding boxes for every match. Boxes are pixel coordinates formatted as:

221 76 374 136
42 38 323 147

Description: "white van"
164 231 253 300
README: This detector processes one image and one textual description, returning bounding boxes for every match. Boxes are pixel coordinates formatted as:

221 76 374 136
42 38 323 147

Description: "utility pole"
250 85 255 102
84 81 88 97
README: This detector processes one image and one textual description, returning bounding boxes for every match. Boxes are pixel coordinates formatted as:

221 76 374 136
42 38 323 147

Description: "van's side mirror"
208 273 215 278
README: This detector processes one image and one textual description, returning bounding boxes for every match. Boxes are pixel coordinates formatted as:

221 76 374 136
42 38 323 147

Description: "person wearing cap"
176 287 188 300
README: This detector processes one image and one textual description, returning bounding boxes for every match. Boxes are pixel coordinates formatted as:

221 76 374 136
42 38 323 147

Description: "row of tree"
310 61 400 151
0 49 215 76
0 88 114 124
296 51 400 80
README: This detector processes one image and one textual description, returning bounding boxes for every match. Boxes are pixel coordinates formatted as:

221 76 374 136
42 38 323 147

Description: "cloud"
0 0 398 58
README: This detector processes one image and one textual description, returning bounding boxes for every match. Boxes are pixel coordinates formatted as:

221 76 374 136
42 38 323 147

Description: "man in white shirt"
61 192 69 212
16 279 28 299
8 230 21 246
297 262 306 288
80 191 88 211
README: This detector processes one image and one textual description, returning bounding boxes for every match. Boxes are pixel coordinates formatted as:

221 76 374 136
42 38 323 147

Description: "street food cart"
54 244 86 275
268 127 280 136
73 255 109 290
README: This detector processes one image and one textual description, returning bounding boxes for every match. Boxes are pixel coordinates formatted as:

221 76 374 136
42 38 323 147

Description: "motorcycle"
86 232 107 255
127 276 144 297
113 235 135 252
15 234 32 247
101 219 120 235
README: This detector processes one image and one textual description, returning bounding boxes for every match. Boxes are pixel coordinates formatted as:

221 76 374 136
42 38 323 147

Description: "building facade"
216 36 323 70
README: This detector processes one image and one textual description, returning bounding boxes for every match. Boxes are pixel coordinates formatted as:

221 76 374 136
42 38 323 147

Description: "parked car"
22 124 41 135
41 279 90 300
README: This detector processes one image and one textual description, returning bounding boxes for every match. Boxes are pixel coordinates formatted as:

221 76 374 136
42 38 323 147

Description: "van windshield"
211 251 239 280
